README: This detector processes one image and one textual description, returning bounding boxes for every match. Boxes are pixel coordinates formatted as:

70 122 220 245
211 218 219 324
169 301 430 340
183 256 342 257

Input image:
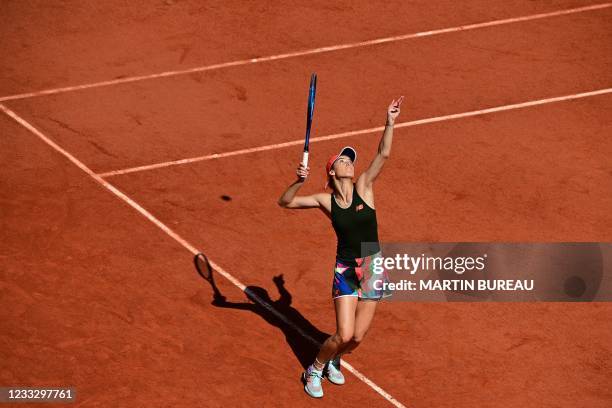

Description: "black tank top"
331 184 380 262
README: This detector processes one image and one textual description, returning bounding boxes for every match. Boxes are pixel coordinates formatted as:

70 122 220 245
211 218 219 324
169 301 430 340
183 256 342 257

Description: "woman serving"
278 96 404 398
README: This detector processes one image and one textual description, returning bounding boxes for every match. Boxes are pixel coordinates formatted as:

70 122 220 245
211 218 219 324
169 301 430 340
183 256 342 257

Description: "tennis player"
278 97 404 398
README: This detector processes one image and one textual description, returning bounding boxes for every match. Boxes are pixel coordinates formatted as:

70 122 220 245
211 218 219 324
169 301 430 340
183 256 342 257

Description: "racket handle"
301 151 309 167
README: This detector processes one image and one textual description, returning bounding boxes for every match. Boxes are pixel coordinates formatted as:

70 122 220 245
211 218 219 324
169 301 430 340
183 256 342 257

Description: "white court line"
0 103 407 408
98 87 612 178
0 2 610 102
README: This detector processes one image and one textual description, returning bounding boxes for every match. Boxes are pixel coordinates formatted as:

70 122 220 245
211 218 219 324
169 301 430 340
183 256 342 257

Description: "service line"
98 87 612 178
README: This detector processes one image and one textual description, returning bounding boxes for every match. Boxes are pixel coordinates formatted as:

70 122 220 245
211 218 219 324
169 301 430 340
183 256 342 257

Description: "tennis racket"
302 73 317 167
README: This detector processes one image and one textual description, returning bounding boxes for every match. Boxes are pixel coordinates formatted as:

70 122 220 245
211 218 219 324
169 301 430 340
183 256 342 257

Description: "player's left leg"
325 299 378 385
342 299 378 354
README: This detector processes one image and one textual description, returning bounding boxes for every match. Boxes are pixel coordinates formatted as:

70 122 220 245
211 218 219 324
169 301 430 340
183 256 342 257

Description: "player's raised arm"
358 96 404 187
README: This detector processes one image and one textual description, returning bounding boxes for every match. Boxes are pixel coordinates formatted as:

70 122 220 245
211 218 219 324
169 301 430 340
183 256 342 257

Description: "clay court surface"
1 1 611 407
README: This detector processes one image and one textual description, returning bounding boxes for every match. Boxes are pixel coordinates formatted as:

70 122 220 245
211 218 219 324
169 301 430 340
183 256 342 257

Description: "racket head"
309 73 317 116
304 73 317 151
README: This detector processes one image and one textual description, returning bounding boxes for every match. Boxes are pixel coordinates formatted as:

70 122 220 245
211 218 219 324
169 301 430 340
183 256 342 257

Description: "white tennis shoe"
302 365 324 398
325 357 345 385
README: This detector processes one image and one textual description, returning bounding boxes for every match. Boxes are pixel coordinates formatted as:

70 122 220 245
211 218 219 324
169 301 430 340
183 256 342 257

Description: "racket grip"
301 151 309 167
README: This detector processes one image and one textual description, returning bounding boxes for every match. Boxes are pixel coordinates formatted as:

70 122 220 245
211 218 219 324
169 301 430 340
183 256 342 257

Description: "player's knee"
352 330 368 344
336 330 354 345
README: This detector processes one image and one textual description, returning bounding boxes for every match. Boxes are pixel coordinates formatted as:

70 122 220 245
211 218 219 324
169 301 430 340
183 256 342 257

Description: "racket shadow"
194 253 330 369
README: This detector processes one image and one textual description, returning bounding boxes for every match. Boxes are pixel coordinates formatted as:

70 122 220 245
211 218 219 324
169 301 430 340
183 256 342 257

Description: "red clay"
1 1 611 407
0 0 604 95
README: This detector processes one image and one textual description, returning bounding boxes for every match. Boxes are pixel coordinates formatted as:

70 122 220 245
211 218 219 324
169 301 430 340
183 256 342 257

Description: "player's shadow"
194 253 330 369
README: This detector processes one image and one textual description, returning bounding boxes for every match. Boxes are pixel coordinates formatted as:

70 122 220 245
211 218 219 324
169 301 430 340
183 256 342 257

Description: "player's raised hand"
387 96 404 124
296 163 310 181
